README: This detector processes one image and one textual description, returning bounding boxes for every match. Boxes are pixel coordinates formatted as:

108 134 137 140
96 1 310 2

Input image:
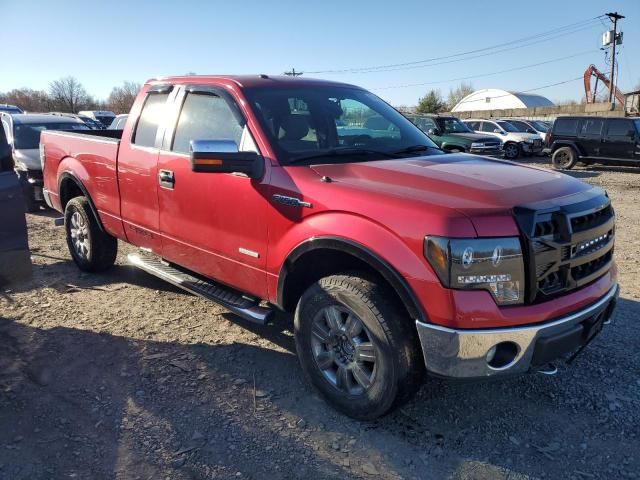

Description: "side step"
127 253 273 325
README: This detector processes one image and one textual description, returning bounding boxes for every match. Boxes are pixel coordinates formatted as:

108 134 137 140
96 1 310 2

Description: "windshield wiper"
287 147 400 165
392 144 435 154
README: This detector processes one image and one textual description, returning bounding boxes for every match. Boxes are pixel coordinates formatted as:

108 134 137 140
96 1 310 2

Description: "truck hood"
13 149 40 171
446 132 500 143
309 154 592 228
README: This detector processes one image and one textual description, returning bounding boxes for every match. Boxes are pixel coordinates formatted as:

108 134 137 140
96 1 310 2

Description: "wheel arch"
276 237 425 323
58 171 106 232
550 140 583 157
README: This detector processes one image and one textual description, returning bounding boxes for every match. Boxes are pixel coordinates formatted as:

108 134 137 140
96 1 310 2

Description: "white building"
451 88 554 112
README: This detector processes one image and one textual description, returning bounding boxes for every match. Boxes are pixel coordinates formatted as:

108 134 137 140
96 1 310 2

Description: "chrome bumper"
416 284 619 378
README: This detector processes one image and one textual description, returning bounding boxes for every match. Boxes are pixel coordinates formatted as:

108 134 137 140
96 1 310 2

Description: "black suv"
547 116 640 169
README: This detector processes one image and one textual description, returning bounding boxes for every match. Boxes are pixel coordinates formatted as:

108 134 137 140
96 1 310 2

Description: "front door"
601 118 636 160
157 86 270 298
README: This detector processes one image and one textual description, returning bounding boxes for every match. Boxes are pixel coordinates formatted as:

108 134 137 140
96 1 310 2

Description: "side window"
606 119 634 139
132 93 169 147
0 122 12 172
172 93 244 154
554 118 578 136
580 118 603 136
480 122 496 132
466 121 479 131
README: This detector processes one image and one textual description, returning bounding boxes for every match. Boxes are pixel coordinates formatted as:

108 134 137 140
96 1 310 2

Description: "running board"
127 253 273 325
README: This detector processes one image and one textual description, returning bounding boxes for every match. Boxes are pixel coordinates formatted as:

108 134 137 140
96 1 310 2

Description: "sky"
1 0 638 106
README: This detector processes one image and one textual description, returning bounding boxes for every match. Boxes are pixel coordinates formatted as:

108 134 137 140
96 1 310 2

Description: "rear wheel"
294 273 424 420
503 142 520 159
64 196 117 272
551 146 577 170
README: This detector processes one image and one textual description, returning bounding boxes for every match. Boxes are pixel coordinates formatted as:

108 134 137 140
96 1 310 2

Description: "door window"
606 119 634 140
172 93 244 154
132 92 170 147
581 118 603 136
480 122 497 132
465 121 480 131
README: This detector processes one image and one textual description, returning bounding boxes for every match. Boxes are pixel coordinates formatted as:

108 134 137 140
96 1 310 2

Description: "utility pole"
284 68 303 77
606 11 624 105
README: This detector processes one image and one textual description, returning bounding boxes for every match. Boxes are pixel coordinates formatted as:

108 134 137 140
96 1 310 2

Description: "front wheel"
503 142 520 159
294 273 424 420
64 196 117 272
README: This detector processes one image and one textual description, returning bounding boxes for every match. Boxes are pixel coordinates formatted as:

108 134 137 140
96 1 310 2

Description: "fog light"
486 341 519 369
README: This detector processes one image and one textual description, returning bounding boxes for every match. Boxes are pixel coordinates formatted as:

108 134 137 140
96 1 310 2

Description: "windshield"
504 120 530 133
496 121 519 133
14 122 89 149
244 86 439 165
96 116 115 126
436 117 473 134
530 120 549 132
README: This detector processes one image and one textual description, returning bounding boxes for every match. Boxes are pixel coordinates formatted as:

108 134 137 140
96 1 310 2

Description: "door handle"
158 169 175 189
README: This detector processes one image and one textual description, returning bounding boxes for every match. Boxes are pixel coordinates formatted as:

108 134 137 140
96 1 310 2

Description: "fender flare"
58 171 106 232
276 236 426 322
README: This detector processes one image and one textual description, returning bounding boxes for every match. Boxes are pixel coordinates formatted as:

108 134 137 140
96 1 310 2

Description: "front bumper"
416 283 619 378
469 147 503 157
522 142 543 154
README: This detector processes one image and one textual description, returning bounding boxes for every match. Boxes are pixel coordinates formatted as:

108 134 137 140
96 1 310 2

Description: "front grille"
514 192 614 303
533 139 542 147
484 142 500 148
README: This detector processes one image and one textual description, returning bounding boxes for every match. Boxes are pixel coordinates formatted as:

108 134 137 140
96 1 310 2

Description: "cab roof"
147 74 361 90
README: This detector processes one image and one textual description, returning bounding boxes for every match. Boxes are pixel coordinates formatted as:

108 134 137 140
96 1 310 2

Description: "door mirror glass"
190 140 264 179
427 128 441 136
493 129 502 134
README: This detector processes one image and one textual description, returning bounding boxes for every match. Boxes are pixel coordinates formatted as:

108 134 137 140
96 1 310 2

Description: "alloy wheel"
310 305 378 395
69 211 90 259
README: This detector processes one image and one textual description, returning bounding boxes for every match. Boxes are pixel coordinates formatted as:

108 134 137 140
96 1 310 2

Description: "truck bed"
42 129 123 237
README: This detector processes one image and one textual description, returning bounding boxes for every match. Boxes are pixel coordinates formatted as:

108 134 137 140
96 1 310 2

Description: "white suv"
463 119 543 159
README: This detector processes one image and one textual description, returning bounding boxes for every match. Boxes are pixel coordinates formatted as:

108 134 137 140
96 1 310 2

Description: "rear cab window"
132 92 170 148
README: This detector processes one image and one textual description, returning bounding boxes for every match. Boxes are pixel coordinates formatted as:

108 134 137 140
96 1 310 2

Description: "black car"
0 122 32 285
547 116 640 169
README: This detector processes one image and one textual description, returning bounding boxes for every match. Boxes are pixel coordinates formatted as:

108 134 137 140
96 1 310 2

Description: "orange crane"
583 64 625 105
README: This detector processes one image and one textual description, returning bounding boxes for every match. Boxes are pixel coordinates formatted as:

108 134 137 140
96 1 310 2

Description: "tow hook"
536 363 558 376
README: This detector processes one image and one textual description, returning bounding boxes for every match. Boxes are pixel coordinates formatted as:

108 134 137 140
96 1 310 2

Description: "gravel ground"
1 159 639 480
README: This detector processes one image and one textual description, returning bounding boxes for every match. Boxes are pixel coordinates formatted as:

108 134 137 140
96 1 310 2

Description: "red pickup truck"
41 75 618 419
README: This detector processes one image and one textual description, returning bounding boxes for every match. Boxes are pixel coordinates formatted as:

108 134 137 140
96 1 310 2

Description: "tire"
551 146 577 170
503 142 520 159
294 273 424 420
64 196 117 272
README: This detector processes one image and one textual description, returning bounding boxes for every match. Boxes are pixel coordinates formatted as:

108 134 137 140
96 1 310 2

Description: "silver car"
0 113 89 211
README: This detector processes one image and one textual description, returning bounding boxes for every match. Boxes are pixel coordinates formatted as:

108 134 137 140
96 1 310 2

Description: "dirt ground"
1 159 639 480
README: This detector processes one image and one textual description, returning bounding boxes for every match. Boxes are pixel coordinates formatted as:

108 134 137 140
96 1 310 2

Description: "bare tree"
48 77 90 113
446 82 474 111
0 88 53 112
106 81 141 114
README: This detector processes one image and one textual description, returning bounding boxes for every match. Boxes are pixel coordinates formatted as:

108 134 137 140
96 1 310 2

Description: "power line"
304 16 605 74
373 50 597 90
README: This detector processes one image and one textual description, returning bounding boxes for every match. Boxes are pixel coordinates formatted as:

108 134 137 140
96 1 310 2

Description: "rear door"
577 118 604 157
601 118 636 160
117 85 174 252
156 85 270 298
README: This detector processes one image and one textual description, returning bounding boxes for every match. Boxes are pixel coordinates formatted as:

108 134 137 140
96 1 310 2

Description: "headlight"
525 139 535 144
424 236 525 305
470 142 484 148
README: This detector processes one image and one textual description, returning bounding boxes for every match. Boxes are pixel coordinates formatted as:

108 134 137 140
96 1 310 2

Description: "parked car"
546 116 640 169
0 104 24 114
77 110 116 128
463 119 543 159
108 114 128 130
0 120 32 284
1 113 89 211
407 114 502 156
42 75 618 419
48 112 104 130
500 118 550 143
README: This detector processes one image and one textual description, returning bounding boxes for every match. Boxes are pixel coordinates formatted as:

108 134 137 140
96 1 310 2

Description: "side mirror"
427 128 441 136
528 128 536 134
493 128 502 134
190 140 264 179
